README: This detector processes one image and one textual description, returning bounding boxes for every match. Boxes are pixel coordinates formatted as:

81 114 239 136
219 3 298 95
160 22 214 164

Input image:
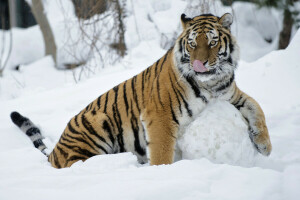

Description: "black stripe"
233 96 243 106
97 95 102 109
74 115 80 127
233 96 246 110
185 76 208 103
91 108 96 115
60 141 97 159
60 134 76 144
102 120 114 145
84 105 89 112
106 115 115 132
145 67 150 76
229 43 234 52
154 59 160 77
168 71 182 114
222 31 233 50
113 85 118 93
33 139 44 148
180 58 189 65
147 65 152 81
63 131 98 153
131 76 141 113
81 131 109 154
236 100 246 110
117 133 125 153
103 91 109 113
81 114 112 149
25 127 40 137
89 102 93 111
197 21 215 28
176 86 192 117
169 68 186 96
179 38 183 52
218 37 228 57
169 93 179 125
85 102 93 112
167 72 191 117
123 81 129 116
215 74 235 92
130 101 146 156
112 85 122 146
56 145 68 159
68 121 81 135
228 56 233 64
141 71 145 107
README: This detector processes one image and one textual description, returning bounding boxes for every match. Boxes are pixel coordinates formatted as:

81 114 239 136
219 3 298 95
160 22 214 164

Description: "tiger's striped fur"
11 13 271 168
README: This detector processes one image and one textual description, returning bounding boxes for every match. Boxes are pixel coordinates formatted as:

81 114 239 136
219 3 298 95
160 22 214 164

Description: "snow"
178 100 257 167
0 0 300 199
0 26 44 70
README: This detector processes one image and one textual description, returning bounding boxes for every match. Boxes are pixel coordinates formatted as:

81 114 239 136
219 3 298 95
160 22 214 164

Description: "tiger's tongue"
193 60 208 73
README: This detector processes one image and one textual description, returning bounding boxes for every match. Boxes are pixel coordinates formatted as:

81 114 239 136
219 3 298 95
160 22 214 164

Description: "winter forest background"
0 0 300 199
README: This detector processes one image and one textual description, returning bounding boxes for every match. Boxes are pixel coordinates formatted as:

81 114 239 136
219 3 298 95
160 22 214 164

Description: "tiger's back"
48 48 179 168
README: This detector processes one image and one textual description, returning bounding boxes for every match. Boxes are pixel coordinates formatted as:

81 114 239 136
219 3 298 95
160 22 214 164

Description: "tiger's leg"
142 111 178 165
48 112 115 168
229 85 272 156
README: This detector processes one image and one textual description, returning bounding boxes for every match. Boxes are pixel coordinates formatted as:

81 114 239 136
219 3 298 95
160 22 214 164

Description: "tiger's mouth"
192 60 216 75
192 60 208 73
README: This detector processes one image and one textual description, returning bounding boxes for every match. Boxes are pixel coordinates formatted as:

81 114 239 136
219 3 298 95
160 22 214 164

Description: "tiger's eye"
191 41 196 47
210 40 216 46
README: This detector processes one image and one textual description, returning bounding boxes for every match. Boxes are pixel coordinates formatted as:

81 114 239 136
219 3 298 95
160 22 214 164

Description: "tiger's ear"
181 14 192 29
219 13 233 29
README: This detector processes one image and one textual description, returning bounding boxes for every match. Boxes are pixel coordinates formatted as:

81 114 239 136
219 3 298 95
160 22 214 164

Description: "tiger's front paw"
249 123 272 156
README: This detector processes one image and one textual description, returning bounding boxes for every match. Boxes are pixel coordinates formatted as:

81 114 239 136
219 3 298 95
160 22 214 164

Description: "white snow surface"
178 100 257 167
1 0 300 199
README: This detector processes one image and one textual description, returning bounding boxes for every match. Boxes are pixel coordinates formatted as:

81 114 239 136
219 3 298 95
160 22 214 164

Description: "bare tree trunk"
31 0 57 65
111 0 126 57
116 1 126 57
278 8 293 49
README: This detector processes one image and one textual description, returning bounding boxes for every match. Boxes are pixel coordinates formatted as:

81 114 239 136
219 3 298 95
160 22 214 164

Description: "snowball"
178 100 257 167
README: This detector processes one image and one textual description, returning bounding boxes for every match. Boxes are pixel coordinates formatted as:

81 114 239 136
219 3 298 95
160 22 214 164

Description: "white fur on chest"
177 87 210 137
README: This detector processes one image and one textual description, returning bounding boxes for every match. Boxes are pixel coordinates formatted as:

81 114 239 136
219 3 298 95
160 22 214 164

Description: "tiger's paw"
249 124 272 156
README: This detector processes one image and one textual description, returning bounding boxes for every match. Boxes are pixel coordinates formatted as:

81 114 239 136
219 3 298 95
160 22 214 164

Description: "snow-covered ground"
1 0 300 199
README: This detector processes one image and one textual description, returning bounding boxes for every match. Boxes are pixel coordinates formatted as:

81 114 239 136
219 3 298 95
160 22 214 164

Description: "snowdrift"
0 29 300 200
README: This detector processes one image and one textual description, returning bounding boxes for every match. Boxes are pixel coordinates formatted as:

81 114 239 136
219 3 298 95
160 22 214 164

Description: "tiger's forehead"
192 15 219 23
188 15 222 33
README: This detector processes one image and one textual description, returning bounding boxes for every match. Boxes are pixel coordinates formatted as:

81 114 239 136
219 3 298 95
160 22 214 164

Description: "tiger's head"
174 13 239 81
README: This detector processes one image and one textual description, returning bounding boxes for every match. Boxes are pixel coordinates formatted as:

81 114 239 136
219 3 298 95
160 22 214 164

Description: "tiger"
10 13 272 168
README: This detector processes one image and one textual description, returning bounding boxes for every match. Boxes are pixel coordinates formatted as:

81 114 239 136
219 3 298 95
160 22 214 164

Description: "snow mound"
71 153 139 173
179 100 257 166
236 29 300 115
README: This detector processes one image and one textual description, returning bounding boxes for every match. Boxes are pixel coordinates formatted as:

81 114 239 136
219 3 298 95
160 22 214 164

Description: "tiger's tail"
10 111 48 156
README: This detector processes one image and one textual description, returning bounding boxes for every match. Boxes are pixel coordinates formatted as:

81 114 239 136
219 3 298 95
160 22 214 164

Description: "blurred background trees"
221 0 300 49
0 0 299 79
